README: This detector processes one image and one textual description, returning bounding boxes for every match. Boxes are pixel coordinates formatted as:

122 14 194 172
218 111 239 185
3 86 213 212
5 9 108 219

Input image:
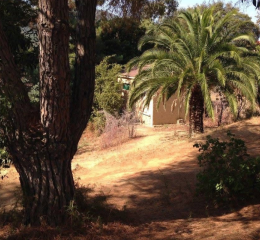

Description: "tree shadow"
2 119 260 239
115 157 260 226
116 160 213 224
0 185 131 240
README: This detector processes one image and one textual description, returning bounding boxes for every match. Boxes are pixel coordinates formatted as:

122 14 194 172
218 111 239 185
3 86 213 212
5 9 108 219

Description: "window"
123 83 130 90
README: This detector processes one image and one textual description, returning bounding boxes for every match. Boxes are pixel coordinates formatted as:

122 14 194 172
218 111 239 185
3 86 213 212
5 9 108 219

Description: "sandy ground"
1 118 260 239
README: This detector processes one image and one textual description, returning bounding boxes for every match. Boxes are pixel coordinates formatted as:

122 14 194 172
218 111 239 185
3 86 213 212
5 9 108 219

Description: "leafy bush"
94 56 123 115
0 147 11 169
92 111 106 136
194 131 260 204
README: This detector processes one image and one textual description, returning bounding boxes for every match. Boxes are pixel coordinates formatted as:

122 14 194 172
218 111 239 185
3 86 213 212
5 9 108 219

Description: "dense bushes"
194 132 260 204
94 56 123 115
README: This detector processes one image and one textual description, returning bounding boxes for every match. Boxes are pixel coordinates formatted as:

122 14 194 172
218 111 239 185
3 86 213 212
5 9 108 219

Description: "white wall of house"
138 99 154 126
137 93 186 126
118 73 186 126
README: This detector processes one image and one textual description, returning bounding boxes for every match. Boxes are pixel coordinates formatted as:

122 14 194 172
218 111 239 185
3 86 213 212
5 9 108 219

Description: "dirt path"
1 118 260 239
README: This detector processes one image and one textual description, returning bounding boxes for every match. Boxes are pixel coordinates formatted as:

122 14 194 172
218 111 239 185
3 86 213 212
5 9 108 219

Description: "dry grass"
99 112 137 149
1 118 260 240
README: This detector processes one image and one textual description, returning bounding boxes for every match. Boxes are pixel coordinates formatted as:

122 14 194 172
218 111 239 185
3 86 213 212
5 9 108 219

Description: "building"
118 68 186 127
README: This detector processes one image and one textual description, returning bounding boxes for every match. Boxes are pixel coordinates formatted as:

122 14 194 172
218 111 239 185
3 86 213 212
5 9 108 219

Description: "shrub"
94 56 123 115
100 111 137 149
92 111 106 136
0 147 11 169
194 131 260 204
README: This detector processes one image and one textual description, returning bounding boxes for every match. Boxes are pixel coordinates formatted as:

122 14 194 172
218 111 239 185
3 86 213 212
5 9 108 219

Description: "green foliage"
21 78 39 104
99 0 178 21
128 6 260 129
0 133 10 169
28 83 39 103
194 131 260 204
94 56 123 114
91 112 106 136
0 0 38 71
0 1 39 170
90 56 123 134
188 1 259 39
97 18 146 64
0 146 11 169
0 97 11 168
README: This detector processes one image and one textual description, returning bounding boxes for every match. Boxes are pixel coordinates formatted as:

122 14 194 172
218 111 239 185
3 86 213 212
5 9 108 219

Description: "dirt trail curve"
1 118 260 239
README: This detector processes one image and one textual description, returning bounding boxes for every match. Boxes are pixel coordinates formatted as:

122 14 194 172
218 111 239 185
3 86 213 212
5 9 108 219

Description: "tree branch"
71 0 97 144
0 20 35 130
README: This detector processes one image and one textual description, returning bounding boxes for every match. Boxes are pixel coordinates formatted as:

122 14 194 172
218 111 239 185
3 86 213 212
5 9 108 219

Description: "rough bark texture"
189 84 204 134
0 0 97 226
71 0 97 145
38 0 71 141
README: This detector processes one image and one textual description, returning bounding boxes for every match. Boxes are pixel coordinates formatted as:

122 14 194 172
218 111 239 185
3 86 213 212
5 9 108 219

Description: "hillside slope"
1 118 260 239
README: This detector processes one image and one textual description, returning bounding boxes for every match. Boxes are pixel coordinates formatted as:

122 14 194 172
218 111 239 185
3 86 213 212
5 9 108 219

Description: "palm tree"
128 7 260 133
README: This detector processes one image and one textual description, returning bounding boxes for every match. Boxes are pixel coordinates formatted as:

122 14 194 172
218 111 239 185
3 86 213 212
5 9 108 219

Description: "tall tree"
97 17 146 64
190 1 260 39
128 7 260 133
99 0 178 21
94 56 123 114
0 0 97 225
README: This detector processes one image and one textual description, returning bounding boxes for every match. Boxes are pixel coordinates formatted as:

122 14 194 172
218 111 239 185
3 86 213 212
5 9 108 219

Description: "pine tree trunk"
189 84 204 134
0 0 97 226
12 143 75 226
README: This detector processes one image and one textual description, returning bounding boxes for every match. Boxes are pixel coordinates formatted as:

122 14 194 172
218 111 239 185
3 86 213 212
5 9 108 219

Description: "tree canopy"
98 0 178 21
97 17 146 64
128 6 260 133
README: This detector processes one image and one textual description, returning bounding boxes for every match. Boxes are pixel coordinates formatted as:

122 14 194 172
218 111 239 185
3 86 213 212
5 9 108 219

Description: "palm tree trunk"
189 85 204 134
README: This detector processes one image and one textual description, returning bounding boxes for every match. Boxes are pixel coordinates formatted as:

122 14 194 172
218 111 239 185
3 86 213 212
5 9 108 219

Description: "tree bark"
189 84 204 134
0 0 97 226
38 0 71 141
12 146 75 225
71 0 97 146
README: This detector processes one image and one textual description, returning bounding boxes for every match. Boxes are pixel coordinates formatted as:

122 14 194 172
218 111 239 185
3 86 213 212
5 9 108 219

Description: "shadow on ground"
1 119 260 240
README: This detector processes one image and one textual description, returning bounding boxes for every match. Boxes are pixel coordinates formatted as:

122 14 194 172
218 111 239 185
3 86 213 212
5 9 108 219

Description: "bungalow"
118 68 186 127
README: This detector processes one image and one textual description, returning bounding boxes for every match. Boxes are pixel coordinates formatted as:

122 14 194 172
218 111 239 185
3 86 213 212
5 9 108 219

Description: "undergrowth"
194 131 260 205
0 184 129 240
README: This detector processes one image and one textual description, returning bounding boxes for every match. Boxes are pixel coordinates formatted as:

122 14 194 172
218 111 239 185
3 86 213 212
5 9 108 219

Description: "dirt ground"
1 118 260 239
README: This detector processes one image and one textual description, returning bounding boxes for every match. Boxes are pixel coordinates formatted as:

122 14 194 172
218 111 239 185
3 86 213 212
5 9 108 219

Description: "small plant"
0 133 11 170
66 200 82 227
0 148 11 169
194 131 260 204
92 111 106 136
